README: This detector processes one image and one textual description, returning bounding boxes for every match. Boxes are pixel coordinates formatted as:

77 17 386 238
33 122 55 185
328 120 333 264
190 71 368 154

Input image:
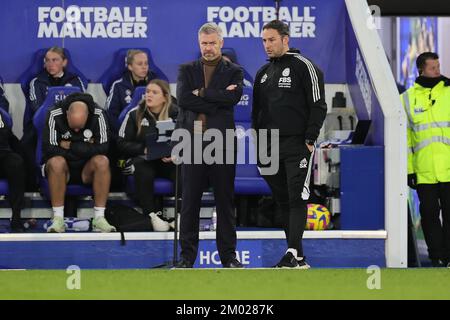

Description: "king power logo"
207 6 317 38
37 6 148 38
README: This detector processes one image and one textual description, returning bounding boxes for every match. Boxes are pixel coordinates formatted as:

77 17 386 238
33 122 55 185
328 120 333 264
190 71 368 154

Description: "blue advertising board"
0 0 346 83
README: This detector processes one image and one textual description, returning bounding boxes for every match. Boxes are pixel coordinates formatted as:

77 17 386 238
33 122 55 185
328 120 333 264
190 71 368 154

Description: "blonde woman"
106 49 157 132
117 79 178 231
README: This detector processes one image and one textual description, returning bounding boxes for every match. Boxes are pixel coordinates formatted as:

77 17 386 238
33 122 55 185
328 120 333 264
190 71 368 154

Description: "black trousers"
260 136 314 257
0 151 25 220
133 157 176 214
180 155 237 265
416 182 450 261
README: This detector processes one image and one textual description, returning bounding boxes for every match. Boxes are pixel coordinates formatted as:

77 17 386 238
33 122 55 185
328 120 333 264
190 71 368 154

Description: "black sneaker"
223 258 244 268
173 259 193 269
297 257 311 269
10 220 24 233
274 252 301 268
431 259 447 268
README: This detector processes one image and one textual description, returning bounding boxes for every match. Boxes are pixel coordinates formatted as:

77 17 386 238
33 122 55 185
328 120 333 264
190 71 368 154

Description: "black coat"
176 58 243 137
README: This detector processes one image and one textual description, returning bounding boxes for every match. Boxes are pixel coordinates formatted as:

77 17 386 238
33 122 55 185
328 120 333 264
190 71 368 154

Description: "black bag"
105 204 153 233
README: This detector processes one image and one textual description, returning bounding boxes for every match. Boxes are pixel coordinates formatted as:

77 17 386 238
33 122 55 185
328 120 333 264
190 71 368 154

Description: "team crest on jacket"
260 73 268 83
299 158 308 169
278 68 292 88
83 129 93 142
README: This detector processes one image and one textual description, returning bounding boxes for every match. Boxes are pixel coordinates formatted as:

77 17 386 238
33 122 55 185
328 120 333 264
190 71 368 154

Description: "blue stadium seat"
234 121 271 195
221 47 254 87
98 48 169 95
32 87 93 197
17 48 89 100
0 108 13 195
232 86 271 195
125 176 174 196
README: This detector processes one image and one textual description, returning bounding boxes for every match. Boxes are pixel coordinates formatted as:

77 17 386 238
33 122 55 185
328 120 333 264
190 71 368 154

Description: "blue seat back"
32 86 81 165
117 86 146 126
234 87 253 122
98 48 168 95
235 122 260 177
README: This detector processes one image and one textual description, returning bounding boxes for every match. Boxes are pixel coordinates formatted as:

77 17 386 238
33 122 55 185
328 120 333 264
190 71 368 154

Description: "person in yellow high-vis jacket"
401 52 450 268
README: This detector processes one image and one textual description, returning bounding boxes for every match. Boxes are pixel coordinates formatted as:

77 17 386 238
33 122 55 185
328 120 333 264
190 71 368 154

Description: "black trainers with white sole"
274 252 301 268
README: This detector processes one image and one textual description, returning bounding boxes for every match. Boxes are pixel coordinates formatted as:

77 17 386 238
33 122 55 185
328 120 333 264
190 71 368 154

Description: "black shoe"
10 220 25 233
223 258 244 268
174 259 193 268
297 257 311 269
431 259 447 268
274 252 301 268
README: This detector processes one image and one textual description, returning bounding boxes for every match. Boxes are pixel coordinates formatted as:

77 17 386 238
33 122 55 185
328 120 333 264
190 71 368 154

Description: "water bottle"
211 208 217 231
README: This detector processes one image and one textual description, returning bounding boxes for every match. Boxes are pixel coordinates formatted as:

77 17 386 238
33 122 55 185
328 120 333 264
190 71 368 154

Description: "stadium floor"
1 269 449 300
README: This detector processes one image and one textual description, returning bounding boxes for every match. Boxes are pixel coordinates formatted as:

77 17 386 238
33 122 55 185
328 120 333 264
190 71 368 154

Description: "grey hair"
198 22 223 40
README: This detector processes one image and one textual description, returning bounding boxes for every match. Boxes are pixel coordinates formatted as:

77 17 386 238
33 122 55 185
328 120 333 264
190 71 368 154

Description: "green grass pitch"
1 269 449 300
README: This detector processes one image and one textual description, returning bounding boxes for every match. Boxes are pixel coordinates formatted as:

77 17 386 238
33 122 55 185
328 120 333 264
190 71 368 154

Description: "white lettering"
206 6 317 38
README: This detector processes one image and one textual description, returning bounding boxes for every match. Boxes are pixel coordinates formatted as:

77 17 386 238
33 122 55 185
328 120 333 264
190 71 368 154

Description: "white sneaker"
92 216 117 233
47 216 65 233
149 212 170 232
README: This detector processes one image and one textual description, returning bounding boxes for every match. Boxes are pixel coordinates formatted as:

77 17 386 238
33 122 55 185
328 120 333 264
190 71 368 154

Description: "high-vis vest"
401 80 450 184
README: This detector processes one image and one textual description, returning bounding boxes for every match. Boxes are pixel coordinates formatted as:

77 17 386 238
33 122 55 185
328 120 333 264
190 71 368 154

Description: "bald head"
67 101 89 132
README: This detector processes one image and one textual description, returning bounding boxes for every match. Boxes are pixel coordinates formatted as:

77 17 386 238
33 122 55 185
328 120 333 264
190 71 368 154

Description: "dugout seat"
98 48 169 96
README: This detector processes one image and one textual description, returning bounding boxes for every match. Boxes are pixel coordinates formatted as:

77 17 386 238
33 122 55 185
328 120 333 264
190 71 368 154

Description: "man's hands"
192 84 237 96
161 157 173 163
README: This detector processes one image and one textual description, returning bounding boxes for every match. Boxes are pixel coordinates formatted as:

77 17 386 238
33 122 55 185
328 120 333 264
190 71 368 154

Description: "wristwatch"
305 139 315 146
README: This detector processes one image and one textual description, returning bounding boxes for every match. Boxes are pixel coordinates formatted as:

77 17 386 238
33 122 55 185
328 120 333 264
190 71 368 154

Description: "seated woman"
106 49 157 133
117 79 178 231
23 46 86 191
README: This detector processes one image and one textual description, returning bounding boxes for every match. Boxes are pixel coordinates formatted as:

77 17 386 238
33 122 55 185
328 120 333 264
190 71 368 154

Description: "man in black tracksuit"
42 92 116 233
252 20 327 268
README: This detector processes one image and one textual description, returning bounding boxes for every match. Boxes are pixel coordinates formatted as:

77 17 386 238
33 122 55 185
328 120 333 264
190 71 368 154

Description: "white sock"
94 207 105 219
286 248 298 258
52 206 64 218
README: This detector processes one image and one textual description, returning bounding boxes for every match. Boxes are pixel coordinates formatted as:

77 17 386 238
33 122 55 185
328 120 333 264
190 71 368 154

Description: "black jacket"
0 81 9 112
42 93 110 165
176 58 243 136
27 70 86 128
105 70 158 131
117 103 178 158
252 49 327 141
0 112 20 153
